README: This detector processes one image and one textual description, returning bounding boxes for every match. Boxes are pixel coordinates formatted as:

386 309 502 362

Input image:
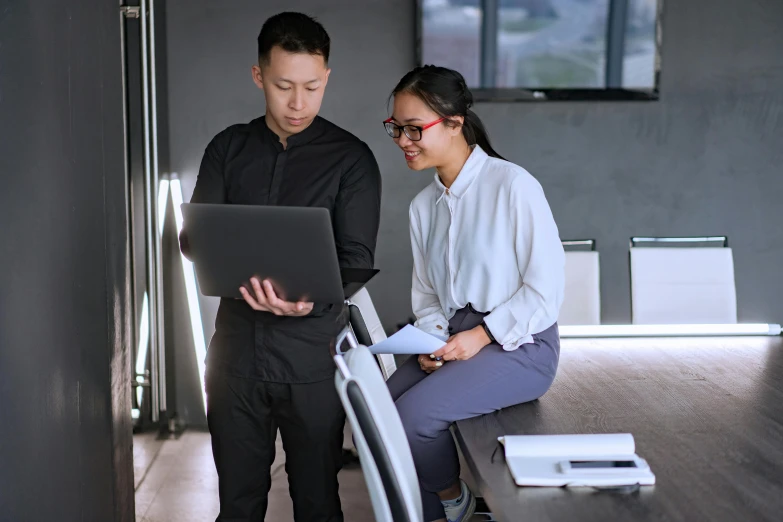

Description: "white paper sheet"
367 324 446 355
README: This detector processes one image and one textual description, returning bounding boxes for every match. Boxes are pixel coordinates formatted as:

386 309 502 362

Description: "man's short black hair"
257 12 330 66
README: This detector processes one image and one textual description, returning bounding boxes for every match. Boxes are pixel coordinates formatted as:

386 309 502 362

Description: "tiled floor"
134 429 374 522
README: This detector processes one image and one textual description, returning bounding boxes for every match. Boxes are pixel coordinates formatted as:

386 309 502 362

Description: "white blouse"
409 145 565 351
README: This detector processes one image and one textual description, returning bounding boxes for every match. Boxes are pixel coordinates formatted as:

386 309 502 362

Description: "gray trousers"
386 306 560 521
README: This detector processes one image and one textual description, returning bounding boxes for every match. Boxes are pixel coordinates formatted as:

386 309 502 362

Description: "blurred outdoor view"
420 0 658 89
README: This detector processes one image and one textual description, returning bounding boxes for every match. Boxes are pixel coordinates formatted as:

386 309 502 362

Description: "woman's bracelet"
480 321 496 344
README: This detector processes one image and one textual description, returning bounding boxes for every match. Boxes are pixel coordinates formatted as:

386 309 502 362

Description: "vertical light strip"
158 179 169 236
170 178 208 412
134 178 207 419
135 292 150 409
134 179 168 419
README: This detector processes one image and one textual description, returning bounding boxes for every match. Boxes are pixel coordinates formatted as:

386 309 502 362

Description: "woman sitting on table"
382 65 565 522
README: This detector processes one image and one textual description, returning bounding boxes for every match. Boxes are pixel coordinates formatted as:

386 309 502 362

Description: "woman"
382 65 565 522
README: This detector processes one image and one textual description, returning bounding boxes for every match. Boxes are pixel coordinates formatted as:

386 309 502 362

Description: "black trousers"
206 371 346 522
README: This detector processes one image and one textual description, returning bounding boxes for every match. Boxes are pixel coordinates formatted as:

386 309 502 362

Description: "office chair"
347 287 397 379
560 239 601 325
334 327 423 522
629 236 737 324
338 292 496 520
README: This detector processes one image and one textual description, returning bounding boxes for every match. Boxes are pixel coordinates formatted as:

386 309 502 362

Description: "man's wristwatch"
480 320 496 343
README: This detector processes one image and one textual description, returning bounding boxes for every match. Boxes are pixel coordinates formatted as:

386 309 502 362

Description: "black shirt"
183 115 382 383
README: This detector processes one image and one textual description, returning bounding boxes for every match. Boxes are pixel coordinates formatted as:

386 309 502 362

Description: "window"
417 0 662 101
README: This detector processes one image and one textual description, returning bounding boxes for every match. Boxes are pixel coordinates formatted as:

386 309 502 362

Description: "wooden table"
453 336 783 522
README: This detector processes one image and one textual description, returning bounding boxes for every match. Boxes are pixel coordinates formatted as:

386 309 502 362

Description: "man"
181 12 382 522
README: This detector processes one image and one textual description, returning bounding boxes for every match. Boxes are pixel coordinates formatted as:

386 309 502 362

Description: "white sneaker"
443 479 476 522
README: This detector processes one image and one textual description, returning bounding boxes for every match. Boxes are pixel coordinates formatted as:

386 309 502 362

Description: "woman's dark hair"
390 65 505 160
258 12 330 65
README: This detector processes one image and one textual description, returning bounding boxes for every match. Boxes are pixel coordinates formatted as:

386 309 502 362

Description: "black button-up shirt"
184 115 382 383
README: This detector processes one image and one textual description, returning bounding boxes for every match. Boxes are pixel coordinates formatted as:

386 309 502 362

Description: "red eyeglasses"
383 117 446 141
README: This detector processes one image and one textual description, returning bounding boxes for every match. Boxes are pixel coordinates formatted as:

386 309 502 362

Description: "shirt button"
445 189 450 195
436 325 443 330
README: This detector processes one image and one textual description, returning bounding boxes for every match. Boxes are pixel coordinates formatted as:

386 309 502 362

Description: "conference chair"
629 236 737 324
334 327 423 522
560 239 602 325
347 287 397 378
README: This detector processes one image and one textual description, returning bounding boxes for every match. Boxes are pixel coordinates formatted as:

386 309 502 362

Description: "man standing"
182 12 382 522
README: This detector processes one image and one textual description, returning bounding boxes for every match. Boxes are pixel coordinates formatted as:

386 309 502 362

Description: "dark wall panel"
0 1 134 520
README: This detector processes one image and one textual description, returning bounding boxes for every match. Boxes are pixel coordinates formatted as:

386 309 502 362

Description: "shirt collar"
434 145 489 203
259 115 325 149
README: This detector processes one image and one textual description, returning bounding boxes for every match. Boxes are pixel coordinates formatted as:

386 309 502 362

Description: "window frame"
414 0 663 102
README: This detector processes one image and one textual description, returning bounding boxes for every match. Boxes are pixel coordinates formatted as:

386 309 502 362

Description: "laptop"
181 203 378 304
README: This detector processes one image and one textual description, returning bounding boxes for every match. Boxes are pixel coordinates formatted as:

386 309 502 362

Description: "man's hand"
430 325 491 362
239 277 314 317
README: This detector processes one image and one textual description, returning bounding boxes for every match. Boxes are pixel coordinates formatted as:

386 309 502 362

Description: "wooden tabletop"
453 336 783 522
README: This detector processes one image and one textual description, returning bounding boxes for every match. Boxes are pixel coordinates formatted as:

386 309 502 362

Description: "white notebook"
499 433 656 487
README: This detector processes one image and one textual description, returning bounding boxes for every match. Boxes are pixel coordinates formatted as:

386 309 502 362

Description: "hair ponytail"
391 65 505 160
463 109 505 161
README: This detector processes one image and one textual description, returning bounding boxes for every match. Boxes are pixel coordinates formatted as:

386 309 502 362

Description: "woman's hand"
431 325 491 362
239 277 314 316
417 354 443 374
